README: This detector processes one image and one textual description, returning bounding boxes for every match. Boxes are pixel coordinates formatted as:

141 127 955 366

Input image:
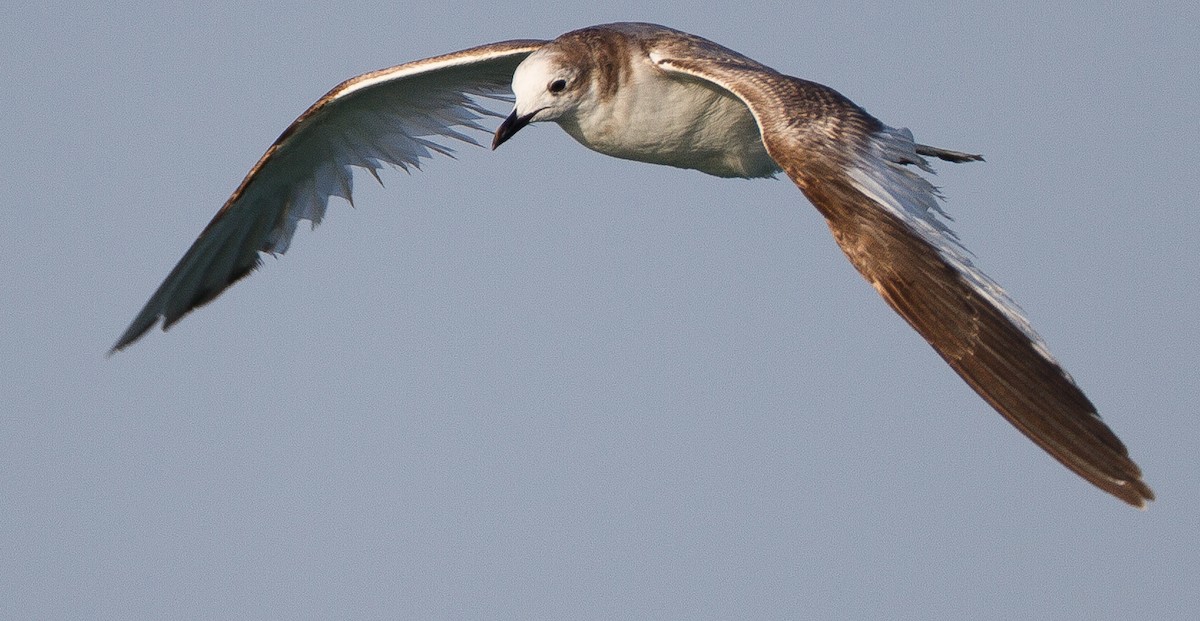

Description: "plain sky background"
3 1 1197 619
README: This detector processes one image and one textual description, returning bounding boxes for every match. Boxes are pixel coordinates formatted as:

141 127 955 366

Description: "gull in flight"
112 23 1152 507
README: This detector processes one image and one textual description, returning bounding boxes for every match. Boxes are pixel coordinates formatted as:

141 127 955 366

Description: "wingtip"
1096 471 1154 509
109 305 173 356
1123 480 1156 510
108 321 154 356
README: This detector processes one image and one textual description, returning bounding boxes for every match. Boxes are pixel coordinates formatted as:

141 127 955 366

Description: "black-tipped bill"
492 109 537 150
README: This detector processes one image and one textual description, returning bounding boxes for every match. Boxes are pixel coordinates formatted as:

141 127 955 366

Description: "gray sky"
3 1 1197 619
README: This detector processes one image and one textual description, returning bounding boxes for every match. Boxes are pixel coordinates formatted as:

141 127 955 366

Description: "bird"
111 22 1153 507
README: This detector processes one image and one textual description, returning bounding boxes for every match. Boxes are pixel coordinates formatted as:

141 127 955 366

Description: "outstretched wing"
112 39 546 352
653 51 1153 507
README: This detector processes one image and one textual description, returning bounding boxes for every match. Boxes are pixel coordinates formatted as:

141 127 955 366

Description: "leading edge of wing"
111 39 546 353
652 53 1152 506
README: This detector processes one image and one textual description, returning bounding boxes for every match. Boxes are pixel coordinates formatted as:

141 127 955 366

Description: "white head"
491 49 593 149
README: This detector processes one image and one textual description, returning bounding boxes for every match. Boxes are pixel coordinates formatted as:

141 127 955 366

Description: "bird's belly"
562 79 781 179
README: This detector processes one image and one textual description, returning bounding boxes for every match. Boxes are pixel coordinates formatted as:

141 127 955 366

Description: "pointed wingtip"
108 317 157 357
1091 467 1154 509
1122 479 1156 510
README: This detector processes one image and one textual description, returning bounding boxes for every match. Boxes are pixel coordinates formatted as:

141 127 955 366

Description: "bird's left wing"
112 39 546 352
651 48 1153 506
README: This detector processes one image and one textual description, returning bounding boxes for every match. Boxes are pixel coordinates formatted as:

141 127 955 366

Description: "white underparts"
560 62 779 178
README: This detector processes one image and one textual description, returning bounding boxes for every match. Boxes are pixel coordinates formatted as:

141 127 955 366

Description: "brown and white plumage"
113 23 1152 507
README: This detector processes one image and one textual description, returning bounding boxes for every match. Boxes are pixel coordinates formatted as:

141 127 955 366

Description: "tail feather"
915 144 984 163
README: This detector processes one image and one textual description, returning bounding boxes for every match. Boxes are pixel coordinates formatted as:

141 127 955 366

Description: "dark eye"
548 78 567 94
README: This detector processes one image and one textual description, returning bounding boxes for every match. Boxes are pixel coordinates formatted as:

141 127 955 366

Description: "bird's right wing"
112 39 546 352
653 51 1153 507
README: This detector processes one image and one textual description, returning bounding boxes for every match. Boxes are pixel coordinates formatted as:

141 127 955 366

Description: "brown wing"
656 55 1153 507
800 154 1153 507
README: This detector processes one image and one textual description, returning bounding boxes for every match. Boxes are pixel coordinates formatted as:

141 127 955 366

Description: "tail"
915 144 984 163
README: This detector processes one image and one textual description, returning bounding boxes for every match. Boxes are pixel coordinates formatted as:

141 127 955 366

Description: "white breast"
557 59 780 179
